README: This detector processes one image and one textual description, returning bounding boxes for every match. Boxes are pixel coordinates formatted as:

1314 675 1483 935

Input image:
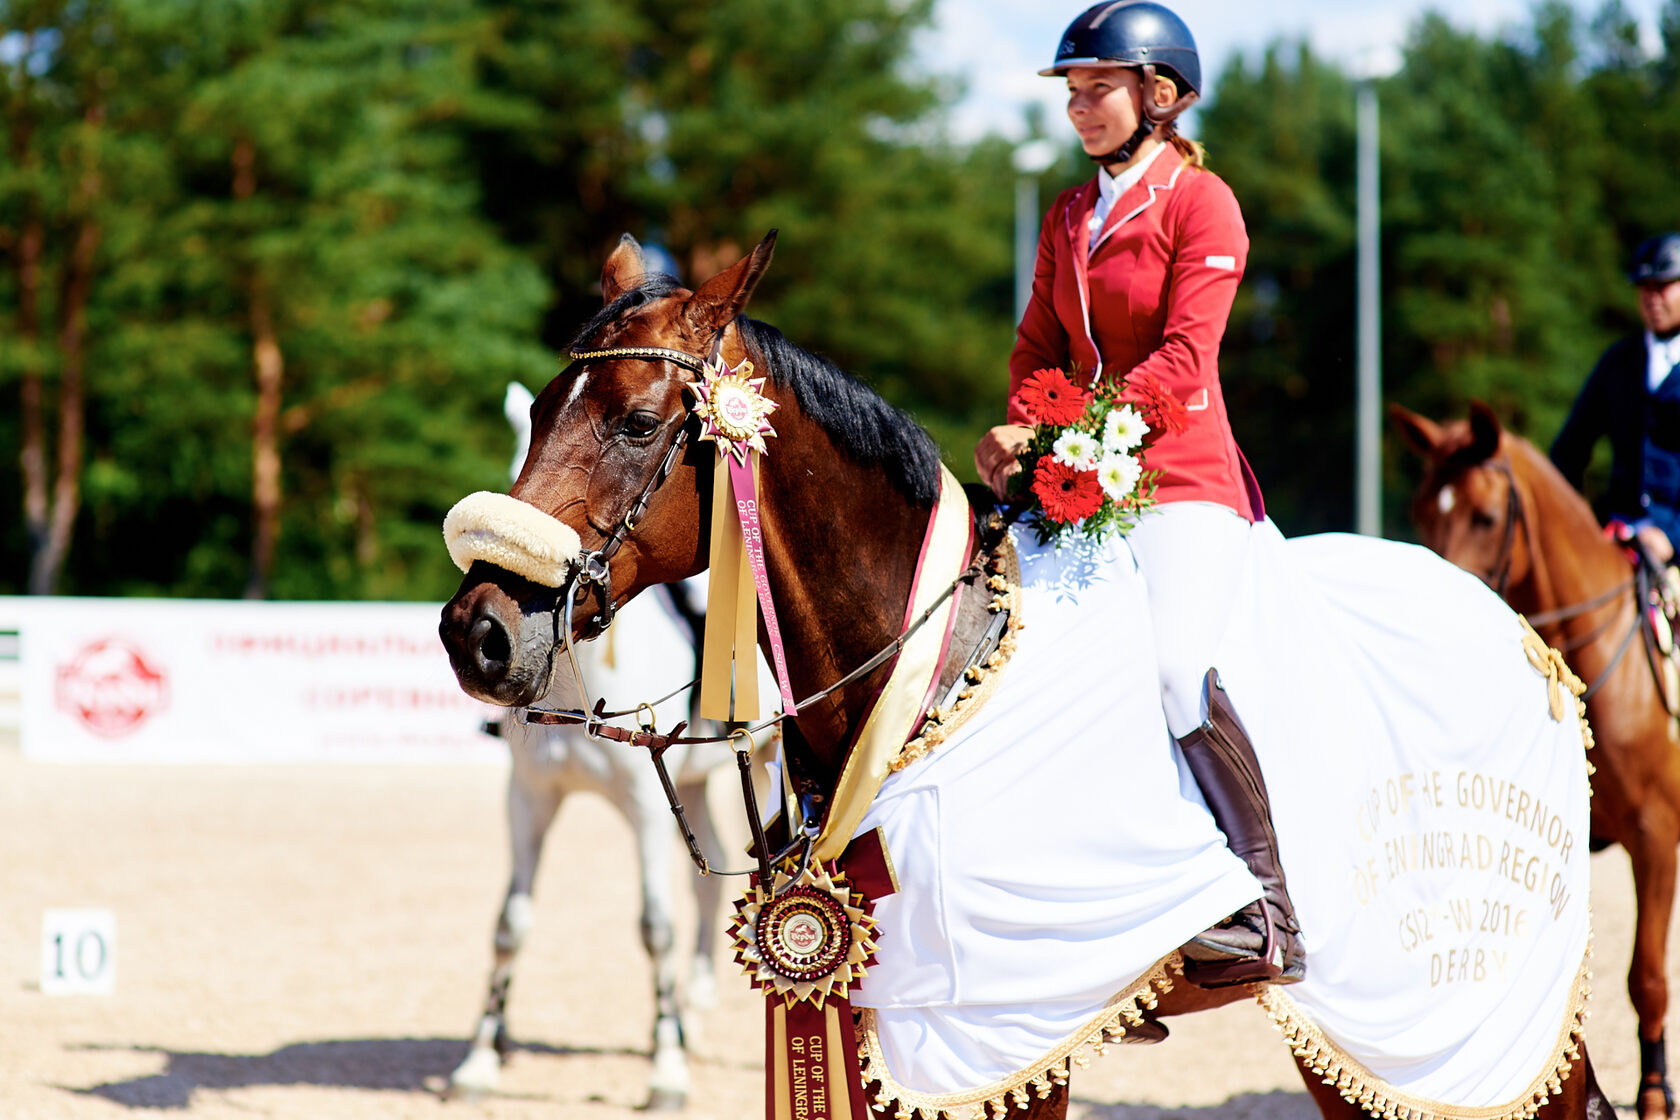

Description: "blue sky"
918 0 1667 141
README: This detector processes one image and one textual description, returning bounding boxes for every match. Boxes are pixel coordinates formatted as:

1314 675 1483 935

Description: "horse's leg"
678 773 723 1010
626 779 690 1111
1530 1042 1616 1120
1291 1053 1371 1120
1626 810 1680 1119
449 758 566 1097
1018 1078 1070 1119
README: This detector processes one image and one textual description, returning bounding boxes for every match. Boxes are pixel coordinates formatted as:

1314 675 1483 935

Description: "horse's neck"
755 410 935 783
1508 443 1627 621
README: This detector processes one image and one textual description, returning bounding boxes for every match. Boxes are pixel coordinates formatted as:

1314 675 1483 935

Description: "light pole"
1013 139 1060 325
1352 48 1400 536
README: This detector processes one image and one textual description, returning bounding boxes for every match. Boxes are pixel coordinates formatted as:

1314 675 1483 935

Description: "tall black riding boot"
1176 669 1306 987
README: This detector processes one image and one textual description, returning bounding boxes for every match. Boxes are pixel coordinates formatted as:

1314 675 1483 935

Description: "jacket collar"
1088 144 1186 256
1062 148 1189 370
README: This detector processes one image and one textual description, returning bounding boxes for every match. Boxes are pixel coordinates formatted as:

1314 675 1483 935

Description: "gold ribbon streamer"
701 450 763 721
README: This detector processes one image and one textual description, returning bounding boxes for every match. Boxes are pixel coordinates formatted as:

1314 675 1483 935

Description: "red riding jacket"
1008 150 1263 520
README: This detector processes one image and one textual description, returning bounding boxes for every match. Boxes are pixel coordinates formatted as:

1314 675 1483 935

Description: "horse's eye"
1470 509 1497 530
621 411 662 440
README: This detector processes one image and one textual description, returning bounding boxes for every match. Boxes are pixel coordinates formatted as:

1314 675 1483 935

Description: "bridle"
558 343 715 642
1474 457 1637 701
1480 459 1528 599
528 336 1008 894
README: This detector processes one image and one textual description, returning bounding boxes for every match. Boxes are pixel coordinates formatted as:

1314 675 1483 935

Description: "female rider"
973 0 1304 986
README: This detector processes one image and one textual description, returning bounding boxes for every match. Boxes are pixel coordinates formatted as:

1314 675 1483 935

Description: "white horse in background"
450 383 770 1109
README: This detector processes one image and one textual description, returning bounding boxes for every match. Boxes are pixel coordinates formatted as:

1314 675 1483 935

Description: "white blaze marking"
1438 485 1456 514
562 367 591 411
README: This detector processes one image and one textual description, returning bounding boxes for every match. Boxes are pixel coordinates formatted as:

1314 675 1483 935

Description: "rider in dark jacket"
1551 233 1680 562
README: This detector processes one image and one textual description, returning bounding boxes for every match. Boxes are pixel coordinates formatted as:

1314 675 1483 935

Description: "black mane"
567 276 943 508
737 317 943 507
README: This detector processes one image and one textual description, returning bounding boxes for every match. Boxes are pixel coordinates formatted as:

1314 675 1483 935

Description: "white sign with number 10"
41 909 116 995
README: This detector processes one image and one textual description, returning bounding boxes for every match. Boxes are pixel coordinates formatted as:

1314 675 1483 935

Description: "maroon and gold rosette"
730 863 880 1120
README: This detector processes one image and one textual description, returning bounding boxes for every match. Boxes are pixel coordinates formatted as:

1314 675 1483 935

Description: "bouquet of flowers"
1008 366 1188 546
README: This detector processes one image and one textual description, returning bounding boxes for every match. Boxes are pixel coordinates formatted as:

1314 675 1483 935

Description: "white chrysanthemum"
1096 452 1142 503
1102 405 1148 453
1051 429 1100 470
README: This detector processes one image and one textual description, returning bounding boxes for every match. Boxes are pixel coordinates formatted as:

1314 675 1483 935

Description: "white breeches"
1125 501 1254 737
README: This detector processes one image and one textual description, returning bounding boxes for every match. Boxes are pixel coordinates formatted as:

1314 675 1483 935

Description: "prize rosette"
729 862 879 1007
732 863 881 1119
689 354 777 463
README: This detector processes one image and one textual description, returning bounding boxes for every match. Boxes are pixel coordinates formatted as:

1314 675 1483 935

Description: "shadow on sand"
1071 1089 1319 1119
68 1037 648 1109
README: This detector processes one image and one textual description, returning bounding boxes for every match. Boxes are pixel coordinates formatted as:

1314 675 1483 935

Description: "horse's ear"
601 233 647 305
685 230 777 335
1467 400 1503 461
1388 404 1447 462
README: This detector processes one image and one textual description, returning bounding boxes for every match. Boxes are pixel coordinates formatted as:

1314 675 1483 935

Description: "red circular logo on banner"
55 638 169 738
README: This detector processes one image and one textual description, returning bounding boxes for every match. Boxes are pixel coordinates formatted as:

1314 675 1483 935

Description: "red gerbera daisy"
1014 367 1092 427
1122 372 1188 440
1031 458 1104 523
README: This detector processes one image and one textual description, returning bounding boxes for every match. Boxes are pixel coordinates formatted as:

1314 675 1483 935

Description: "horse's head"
1391 400 1533 594
439 232 777 706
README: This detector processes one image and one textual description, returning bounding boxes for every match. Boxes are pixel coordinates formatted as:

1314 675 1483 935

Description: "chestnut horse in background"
437 234 1612 1120
1394 401 1680 1119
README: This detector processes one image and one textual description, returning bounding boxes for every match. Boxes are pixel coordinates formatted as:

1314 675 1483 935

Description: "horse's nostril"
471 615 512 672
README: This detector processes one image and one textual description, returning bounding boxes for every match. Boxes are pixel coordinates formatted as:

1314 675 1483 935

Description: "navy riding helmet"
1631 234 1680 285
1041 2 1202 164
1040 0 1202 97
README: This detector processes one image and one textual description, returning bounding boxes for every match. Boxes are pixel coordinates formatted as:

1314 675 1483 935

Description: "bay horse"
1394 401 1680 1120
439 234 1612 1119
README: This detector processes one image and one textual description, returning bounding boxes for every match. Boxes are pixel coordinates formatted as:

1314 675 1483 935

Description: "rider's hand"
974 424 1034 499
1638 524 1675 564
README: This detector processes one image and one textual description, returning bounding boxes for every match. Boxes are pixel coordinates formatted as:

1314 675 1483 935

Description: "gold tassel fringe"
891 536 1023 774
857 955 1180 1120
1256 940 1592 1120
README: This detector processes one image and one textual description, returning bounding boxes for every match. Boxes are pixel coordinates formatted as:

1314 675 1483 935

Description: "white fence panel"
0 596 500 764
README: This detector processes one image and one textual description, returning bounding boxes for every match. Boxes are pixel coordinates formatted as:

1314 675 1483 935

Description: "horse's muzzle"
439 569 557 707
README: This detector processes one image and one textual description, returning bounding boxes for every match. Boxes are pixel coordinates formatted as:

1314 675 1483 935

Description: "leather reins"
1484 458 1638 702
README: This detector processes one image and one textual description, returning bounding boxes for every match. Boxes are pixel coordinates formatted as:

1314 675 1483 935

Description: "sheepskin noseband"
443 491 582 588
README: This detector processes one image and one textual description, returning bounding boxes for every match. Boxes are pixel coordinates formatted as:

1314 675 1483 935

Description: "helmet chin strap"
1088 64 1200 168
1091 118 1156 167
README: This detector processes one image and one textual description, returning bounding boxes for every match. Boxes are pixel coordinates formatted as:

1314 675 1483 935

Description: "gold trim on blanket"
815 466 976 863
1519 617 1595 759
1257 941 1592 1120
859 945 1591 1120
857 955 1179 1120
890 533 1024 775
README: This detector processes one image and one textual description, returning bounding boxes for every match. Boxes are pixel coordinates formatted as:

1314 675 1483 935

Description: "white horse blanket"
846 520 1591 1119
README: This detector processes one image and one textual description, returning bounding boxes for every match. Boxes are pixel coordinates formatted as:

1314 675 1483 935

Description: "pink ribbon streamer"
728 453 799 715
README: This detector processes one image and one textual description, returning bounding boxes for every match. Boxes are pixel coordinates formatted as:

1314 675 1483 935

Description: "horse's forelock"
566 274 689 353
